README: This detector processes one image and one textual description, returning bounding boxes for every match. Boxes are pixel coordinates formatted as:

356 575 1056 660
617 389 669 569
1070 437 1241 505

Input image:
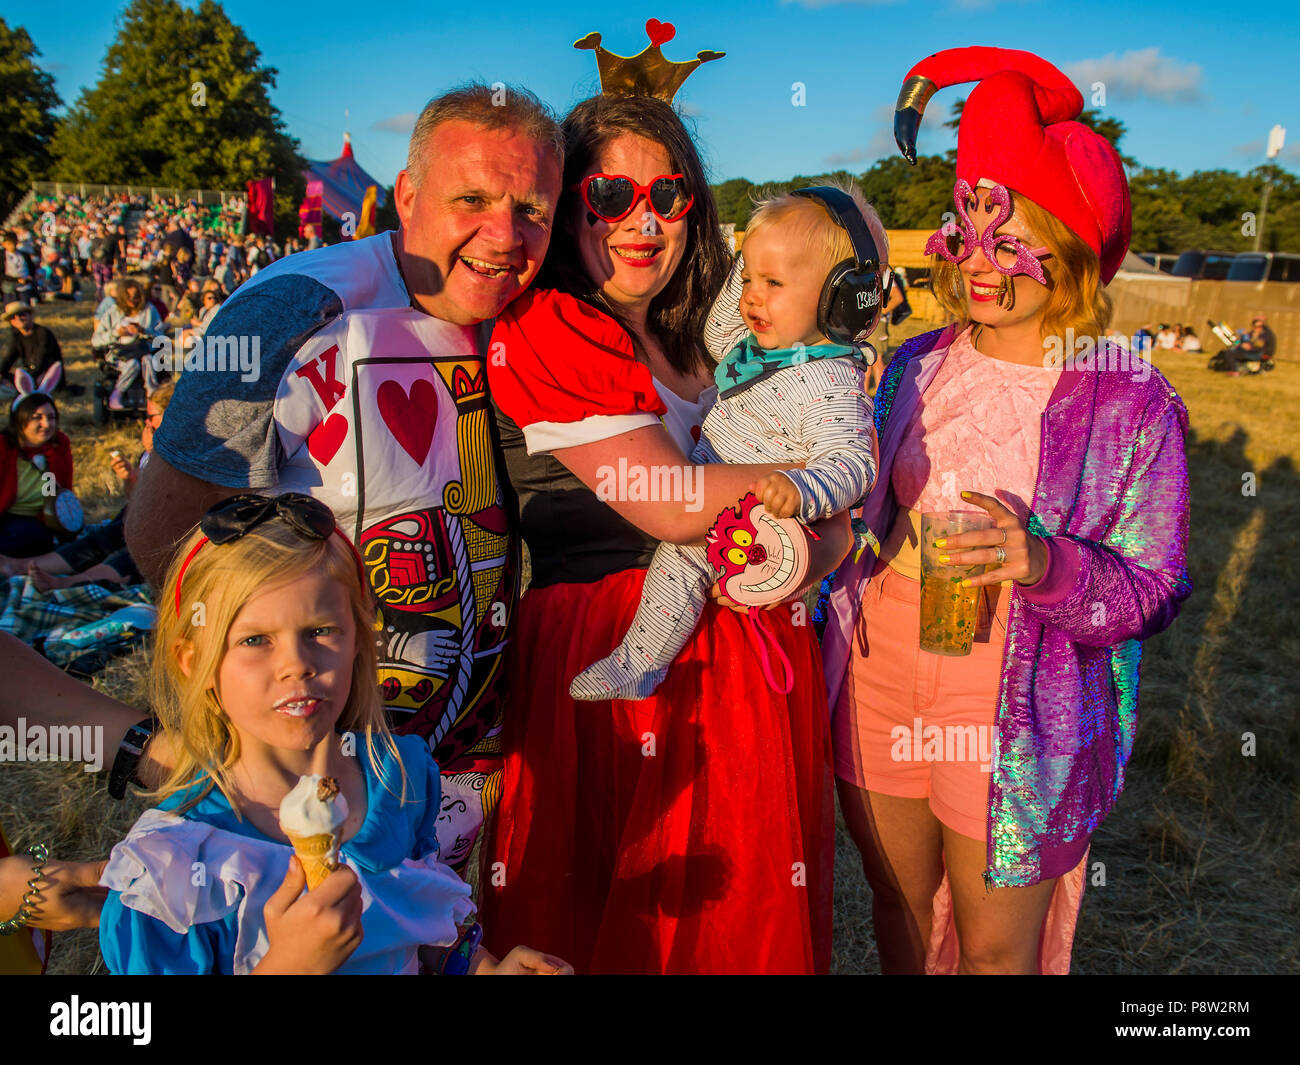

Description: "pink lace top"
892 325 1061 520
884 326 1060 580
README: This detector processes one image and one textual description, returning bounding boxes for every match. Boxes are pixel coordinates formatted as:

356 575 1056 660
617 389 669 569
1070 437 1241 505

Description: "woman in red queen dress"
479 92 848 974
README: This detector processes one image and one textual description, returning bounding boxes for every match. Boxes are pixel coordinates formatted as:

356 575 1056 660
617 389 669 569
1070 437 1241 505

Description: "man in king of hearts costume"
126 86 564 864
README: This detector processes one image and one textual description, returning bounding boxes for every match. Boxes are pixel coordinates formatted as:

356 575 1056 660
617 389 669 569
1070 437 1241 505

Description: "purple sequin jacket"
822 325 1192 887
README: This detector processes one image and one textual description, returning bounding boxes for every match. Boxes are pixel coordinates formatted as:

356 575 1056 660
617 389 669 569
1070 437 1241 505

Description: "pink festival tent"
302 133 387 223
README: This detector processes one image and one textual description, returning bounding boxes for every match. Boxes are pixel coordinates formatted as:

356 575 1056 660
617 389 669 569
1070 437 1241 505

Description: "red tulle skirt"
479 566 834 974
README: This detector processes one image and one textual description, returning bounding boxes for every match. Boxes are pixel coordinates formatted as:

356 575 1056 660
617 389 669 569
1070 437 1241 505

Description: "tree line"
4 5 1296 254
2 1 305 232
713 153 1299 256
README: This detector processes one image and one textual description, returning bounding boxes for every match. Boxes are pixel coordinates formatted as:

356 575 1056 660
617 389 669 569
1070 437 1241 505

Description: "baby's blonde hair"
745 180 890 280
151 518 405 814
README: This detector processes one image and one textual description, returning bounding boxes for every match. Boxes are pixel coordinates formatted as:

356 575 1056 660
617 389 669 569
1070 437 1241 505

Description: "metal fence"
27 182 242 206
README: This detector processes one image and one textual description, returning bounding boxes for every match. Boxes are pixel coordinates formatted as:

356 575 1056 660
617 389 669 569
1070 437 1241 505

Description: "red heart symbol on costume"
690 424 702 445
377 378 438 465
307 412 347 465
645 18 675 47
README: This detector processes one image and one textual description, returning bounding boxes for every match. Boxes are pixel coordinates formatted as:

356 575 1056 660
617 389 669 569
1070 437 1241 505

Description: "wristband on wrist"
108 716 158 799
0 843 50 936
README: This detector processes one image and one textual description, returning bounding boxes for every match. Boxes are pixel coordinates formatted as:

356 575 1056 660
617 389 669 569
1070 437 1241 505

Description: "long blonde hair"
930 189 1112 343
150 518 405 814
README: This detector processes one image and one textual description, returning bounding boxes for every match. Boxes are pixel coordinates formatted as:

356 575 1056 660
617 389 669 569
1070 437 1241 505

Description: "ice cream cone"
287 831 338 890
279 775 348 891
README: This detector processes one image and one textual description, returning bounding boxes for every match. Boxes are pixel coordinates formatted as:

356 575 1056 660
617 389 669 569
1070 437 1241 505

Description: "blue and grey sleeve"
150 275 342 489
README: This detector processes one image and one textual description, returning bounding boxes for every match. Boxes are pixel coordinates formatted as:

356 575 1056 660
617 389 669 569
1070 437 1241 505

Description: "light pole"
1254 124 1286 252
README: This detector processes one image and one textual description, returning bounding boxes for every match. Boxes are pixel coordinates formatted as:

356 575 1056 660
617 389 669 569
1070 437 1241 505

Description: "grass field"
2 296 1296 975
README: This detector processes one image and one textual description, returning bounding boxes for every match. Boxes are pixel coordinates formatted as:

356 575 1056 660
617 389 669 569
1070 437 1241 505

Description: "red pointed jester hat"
895 46 1132 283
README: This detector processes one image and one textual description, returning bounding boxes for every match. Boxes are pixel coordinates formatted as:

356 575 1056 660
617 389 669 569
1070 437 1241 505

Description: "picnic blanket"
0 575 154 667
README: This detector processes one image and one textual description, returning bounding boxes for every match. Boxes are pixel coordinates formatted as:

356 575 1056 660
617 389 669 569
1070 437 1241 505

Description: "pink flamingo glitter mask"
925 178 1053 284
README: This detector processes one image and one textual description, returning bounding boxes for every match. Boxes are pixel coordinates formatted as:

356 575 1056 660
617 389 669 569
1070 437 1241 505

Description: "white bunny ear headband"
12 363 62 415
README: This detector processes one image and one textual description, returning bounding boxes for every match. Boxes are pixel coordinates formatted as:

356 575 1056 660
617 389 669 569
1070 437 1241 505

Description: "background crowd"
3 191 323 309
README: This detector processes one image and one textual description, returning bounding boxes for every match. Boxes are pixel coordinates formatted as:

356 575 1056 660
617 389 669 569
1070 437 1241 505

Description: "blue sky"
11 0 1299 190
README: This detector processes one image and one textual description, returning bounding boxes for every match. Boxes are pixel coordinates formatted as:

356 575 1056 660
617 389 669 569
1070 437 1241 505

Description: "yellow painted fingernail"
960 491 971 499
961 578 972 587
939 554 951 564
934 538 947 548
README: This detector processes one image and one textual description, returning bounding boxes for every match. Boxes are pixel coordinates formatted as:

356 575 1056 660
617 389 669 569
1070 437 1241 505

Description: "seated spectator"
1222 314 1276 376
0 304 65 394
1154 323 1178 350
2 233 36 307
172 246 194 287
90 278 164 409
145 274 171 320
201 278 225 313
177 281 225 352
213 253 236 295
1132 323 1155 356
52 263 78 301
169 278 203 327
0 367 75 558
0 381 173 590
1178 325 1202 353
92 280 120 351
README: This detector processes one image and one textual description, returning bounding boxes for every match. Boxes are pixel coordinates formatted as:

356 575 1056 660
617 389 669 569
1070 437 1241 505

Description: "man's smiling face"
394 119 561 325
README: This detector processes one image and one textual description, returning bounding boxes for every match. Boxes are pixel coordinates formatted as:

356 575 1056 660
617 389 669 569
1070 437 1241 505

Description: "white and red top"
488 288 668 454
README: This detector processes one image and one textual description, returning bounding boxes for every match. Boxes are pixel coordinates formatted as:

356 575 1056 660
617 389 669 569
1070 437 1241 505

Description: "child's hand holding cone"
278 775 349 890
254 858 364 975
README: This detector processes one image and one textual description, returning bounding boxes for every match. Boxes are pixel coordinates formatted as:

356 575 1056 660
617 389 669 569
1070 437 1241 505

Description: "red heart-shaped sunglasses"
575 173 695 225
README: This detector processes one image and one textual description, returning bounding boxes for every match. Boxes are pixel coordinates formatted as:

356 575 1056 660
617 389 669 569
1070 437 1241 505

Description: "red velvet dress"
479 290 833 974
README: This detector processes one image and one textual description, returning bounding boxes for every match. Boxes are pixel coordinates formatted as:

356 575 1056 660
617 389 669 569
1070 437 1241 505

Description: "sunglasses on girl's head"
176 492 364 618
576 173 694 224
200 492 336 546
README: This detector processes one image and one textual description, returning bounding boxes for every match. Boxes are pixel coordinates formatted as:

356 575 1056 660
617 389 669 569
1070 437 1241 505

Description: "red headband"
173 528 369 619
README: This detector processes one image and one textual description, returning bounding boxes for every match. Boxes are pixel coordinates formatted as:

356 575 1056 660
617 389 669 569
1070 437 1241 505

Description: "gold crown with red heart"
575 19 724 102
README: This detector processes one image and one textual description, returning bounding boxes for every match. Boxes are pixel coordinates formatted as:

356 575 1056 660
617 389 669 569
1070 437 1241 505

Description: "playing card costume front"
151 233 517 866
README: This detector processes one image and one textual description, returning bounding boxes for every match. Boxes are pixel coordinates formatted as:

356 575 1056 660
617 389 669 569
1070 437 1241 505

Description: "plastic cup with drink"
919 509 994 656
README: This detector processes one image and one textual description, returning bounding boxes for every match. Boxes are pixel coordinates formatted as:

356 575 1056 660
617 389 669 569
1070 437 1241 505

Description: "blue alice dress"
98 733 476 975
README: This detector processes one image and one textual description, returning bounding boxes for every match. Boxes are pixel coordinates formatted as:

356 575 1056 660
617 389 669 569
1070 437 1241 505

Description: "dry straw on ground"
1 300 1295 974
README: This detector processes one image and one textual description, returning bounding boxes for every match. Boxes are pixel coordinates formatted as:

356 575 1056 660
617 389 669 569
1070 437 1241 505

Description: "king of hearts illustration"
274 307 516 866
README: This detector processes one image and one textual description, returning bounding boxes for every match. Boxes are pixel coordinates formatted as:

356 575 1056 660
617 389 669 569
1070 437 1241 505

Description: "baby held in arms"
570 185 885 701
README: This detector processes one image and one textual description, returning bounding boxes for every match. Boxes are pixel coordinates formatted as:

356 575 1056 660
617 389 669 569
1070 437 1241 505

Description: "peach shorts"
832 558 1009 842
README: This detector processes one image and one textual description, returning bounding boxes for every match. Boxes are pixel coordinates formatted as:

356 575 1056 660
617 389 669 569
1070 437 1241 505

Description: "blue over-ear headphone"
790 187 887 345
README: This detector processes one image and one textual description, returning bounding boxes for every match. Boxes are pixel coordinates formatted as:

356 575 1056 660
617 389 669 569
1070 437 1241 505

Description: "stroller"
1206 319 1275 375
